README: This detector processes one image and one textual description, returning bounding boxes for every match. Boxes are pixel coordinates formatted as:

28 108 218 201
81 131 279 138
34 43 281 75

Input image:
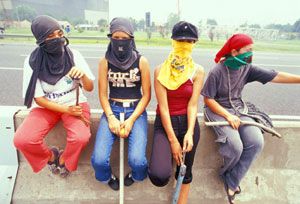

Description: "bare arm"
98 58 121 135
271 72 300 83
120 56 151 137
183 67 205 152
127 56 151 122
204 97 241 129
187 67 205 134
81 74 94 91
34 97 82 116
67 66 94 91
98 58 113 117
154 66 177 144
154 66 183 165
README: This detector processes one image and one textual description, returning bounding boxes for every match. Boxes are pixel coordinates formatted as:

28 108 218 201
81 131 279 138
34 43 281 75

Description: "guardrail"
1 34 108 41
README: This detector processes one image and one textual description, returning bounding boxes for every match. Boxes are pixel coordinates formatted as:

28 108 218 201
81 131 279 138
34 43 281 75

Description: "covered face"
105 17 138 70
31 15 67 54
31 15 63 45
214 33 254 70
215 33 253 63
107 17 134 38
25 15 74 108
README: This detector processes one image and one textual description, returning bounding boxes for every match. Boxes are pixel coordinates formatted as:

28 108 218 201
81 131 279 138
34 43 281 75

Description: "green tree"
151 22 155 27
72 18 87 26
249 24 261 29
0 10 6 21
198 20 203 28
240 22 248 28
128 17 138 31
292 19 300 33
137 19 145 31
265 23 293 32
207 19 217 26
97 19 108 27
13 5 36 21
166 13 180 31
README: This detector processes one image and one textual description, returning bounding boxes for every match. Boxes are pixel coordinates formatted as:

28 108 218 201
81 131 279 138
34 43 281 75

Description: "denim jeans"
91 102 148 182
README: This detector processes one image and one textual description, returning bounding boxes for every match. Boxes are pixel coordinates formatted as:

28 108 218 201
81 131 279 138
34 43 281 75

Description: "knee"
252 136 264 153
231 143 243 158
148 166 171 187
73 130 91 145
128 155 147 170
13 131 28 150
91 153 109 169
226 138 243 159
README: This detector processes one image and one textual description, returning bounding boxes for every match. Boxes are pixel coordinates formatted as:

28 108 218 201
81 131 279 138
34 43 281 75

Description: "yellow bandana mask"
157 40 195 90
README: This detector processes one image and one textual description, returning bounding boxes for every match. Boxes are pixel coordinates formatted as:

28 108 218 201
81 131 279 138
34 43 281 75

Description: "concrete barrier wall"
12 110 300 204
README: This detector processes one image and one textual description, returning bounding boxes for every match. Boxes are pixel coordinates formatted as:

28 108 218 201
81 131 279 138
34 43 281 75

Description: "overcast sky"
109 0 300 26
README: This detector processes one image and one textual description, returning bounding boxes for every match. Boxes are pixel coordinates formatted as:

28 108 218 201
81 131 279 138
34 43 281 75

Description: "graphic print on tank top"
108 67 140 87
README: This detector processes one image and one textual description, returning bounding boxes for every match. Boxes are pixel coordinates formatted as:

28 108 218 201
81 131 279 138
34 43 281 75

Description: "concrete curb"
12 109 300 204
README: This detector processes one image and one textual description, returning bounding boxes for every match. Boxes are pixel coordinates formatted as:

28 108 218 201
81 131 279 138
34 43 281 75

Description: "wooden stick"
205 121 282 138
74 78 90 126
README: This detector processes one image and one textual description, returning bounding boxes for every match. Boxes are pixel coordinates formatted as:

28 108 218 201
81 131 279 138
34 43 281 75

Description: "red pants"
14 103 91 173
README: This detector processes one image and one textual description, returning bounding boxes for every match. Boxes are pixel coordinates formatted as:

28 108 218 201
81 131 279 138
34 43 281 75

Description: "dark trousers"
204 107 264 190
148 115 200 186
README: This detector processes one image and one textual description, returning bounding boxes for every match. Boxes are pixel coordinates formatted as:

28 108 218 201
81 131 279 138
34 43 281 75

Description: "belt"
109 99 139 107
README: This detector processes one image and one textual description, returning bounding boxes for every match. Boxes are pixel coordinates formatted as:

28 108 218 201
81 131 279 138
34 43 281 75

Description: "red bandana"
215 34 253 63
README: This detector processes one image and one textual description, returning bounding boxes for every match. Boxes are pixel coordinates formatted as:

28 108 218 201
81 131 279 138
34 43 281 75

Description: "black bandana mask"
41 37 67 54
111 38 133 61
24 15 74 108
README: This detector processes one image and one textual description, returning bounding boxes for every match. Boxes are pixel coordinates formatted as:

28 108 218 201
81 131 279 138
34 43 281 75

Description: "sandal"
221 175 235 204
223 181 235 204
235 186 241 195
57 150 70 178
47 147 60 174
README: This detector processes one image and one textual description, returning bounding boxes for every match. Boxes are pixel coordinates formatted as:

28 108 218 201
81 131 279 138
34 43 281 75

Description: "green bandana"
224 51 253 70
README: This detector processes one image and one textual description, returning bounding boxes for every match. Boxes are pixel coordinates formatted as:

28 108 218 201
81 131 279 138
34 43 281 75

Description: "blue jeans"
91 102 148 182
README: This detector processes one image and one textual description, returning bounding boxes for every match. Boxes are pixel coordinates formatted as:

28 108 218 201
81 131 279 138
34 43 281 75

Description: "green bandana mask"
224 51 253 70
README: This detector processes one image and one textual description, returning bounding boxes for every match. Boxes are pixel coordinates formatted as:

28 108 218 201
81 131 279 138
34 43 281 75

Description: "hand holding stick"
74 78 91 126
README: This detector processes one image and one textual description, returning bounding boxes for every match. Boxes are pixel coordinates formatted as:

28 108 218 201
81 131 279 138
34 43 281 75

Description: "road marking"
0 67 22 71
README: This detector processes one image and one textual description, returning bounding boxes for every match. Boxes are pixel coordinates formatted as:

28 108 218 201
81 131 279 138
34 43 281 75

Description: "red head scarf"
215 34 253 63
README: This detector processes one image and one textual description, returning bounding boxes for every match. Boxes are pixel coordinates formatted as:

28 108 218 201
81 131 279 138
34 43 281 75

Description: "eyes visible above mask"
111 30 132 40
46 30 64 41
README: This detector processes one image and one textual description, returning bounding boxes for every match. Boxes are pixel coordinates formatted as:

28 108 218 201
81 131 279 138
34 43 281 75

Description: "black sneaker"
108 174 119 191
124 172 135 187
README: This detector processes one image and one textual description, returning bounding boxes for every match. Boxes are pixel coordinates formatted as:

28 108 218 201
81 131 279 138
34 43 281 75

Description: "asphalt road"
1 42 300 115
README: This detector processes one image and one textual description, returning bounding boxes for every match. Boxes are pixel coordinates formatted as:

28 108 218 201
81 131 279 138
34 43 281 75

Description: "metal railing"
1 34 108 41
